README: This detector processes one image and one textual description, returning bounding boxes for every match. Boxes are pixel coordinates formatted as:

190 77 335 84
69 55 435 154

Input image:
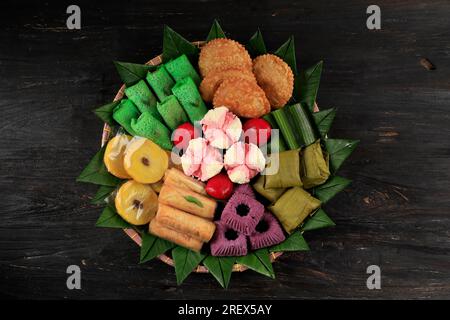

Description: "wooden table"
1 0 449 299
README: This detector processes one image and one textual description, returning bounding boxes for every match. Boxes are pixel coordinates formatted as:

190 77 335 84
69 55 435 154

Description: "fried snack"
149 218 203 252
212 77 270 118
158 184 216 220
199 68 256 102
198 39 252 77
156 204 216 242
164 168 206 195
253 54 294 108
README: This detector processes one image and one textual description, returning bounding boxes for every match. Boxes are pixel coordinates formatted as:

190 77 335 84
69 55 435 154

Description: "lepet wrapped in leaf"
269 187 321 234
165 54 201 86
130 112 173 150
252 175 286 203
172 77 208 123
146 65 175 101
301 139 330 189
264 149 302 189
124 79 160 120
156 95 189 130
112 99 140 136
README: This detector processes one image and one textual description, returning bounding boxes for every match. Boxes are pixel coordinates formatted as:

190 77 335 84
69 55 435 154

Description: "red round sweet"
243 118 272 146
172 122 197 149
205 173 234 200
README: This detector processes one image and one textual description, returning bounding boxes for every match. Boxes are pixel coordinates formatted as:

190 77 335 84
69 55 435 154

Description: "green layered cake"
165 54 201 86
124 80 160 120
171 77 208 124
156 95 189 130
112 99 140 136
130 111 173 150
146 65 175 101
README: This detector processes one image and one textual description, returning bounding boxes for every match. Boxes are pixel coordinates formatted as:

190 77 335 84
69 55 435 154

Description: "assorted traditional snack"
78 21 358 287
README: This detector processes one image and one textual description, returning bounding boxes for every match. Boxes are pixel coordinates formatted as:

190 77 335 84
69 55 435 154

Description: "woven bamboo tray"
101 41 317 273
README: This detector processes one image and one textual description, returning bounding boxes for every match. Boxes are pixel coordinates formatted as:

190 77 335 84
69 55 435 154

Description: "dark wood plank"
1 0 449 299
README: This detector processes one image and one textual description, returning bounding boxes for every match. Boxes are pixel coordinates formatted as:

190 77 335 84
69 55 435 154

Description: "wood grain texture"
1 0 449 299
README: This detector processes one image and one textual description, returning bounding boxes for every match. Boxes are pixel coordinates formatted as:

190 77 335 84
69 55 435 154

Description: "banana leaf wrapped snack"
124 80 161 120
146 65 175 101
301 140 330 189
269 187 321 234
253 175 286 203
264 149 302 189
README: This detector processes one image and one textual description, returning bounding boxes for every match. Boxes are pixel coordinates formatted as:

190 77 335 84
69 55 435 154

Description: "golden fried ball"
252 54 294 108
212 77 270 118
198 39 252 77
199 68 256 103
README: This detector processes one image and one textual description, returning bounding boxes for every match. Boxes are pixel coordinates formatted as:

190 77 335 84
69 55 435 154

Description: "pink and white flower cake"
180 107 266 184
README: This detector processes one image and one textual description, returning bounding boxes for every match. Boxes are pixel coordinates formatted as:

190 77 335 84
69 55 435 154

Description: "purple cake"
249 211 286 250
210 221 248 256
233 183 255 198
221 193 264 236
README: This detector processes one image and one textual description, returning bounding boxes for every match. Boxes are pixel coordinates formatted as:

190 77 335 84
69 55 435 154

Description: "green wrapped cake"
253 175 286 203
301 140 330 189
156 95 189 130
146 65 175 101
124 80 160 120
165 54 201 86
269 187 321 234
171 77 208 123
264 149 303 189
112 99 140 136
130 111 173 150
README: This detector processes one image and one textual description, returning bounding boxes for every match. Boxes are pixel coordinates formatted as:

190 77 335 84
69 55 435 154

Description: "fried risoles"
198 39 252 77
252 54 294 108
213 77 270 118
199 68 256 103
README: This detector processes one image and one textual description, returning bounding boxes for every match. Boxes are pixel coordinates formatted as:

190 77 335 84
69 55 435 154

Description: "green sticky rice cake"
171 77 208 124
301 140 330 189
124 80 161 120
165 54 201 86
130 111 173 150
112 99 140 136
146 65 175 101
253 175 286 203
156 95 189 130
269 187 321 234
264 149 303 189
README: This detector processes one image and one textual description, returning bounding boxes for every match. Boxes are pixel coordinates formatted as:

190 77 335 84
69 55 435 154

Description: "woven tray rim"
101 41 317 273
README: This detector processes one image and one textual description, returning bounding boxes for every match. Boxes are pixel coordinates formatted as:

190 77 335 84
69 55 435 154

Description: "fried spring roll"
164 168 206 195
149 218 203 252
159 184 215 220
156 204 216 242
